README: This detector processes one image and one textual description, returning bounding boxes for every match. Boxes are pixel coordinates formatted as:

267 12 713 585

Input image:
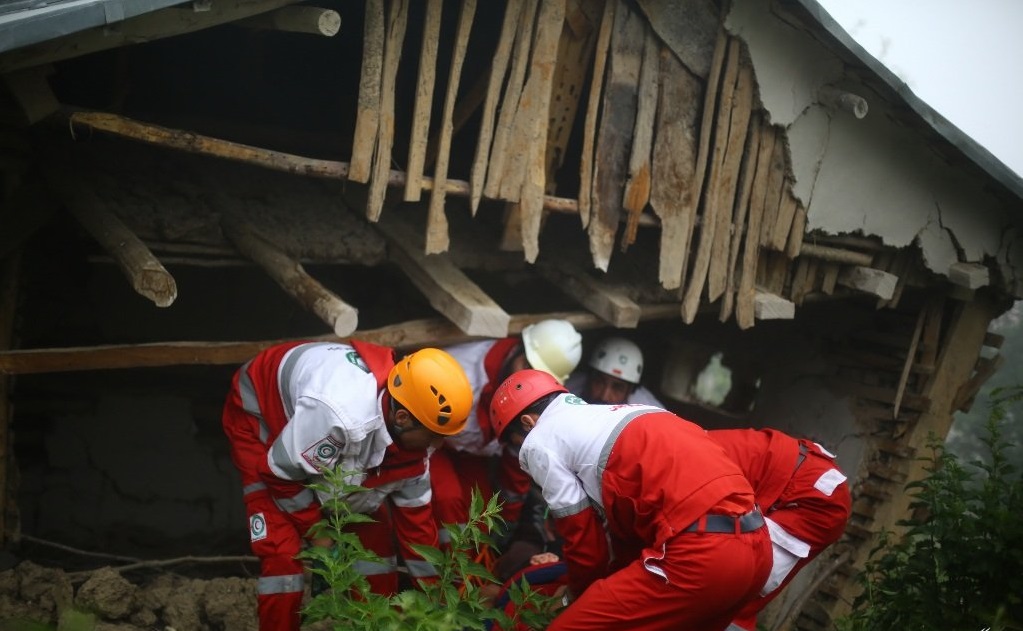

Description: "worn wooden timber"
758 128 788 250
578 0 616 229
237 6 341 36
0 306 684 376
404 0 443 202
948 262 990 289
838 266 897 300
220 213 358 337
377 219 509 337
719 103 760 323
754 291 795 320
425 0 476 254
366 0 409 222
892 304 927 420
537 265 641 328
799 243 873 266
0 0 302 74
348 0 385 183
735 117 772 329
771 188 799 252
785 198 807 258
621 24 659 249
649 48 701 290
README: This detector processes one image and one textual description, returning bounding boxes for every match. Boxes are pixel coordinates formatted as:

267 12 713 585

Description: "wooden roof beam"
537 265 641 328
377 219 510 338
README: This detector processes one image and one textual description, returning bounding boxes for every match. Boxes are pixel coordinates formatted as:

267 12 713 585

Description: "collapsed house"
1 0 1021 627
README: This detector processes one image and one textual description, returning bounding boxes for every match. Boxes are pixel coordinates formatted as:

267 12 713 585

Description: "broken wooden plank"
621 23 659 250
735 116 770 329
719 93 760 323
588 0 644 272
754 291 795 320
469 0 523 213
649 46 701 290
707 41 752 303
680 27 729 322
838 266 897 300
221 214 358 337
237 6 342 36
948 262 990 289
578 0 616 229
0 306 687 376
425 0 476 254
366 0 409 221
404 0 443 202
379 219 510 337
537 265 641 328
348 0 385 183
892 304 927 420
485 0 539 201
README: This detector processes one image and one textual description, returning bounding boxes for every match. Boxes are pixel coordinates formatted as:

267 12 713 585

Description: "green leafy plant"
838 387 1023 631
298 467 559 630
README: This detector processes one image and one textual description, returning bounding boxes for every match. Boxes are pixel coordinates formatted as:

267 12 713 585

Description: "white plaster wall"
727 0 1023 290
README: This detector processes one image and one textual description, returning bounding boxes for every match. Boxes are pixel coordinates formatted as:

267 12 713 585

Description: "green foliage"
299 467 559 630
838 390 1023 631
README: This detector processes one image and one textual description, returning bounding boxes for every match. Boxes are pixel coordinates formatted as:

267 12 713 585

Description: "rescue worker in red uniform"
221 340 472 631
430 319 582 540
709 428 852 631
489 370 773 631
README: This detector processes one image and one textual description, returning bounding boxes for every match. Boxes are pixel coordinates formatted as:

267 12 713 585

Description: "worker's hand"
529 552 561 565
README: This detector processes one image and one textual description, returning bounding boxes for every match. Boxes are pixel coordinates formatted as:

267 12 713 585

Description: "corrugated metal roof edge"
0 0 188 55
787 0 1023 203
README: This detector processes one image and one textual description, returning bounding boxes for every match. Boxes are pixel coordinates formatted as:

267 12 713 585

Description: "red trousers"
550 528 771 631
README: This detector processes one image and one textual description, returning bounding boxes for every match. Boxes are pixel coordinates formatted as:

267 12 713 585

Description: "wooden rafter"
537 265 641 328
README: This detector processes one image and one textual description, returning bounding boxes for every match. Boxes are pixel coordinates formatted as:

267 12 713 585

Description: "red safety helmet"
489 369 567 441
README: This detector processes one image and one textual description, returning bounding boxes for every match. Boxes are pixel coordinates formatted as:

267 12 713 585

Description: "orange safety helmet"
388 348 473 436
489 369 567 441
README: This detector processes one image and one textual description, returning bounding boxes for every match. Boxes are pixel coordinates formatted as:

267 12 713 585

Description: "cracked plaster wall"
726 0 1023 295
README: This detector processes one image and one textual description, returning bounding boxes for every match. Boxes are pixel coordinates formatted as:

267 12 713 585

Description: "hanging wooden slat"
484 0 538 200
578 0 616 229
221 214 358 337
588 0 644 272
771 185 799 252
649 47 701 290
366 0 409 222
706 45 753 303
620 23 659 250
469 0 524 214
348 0 385 183
515 0 567 262
403 0 443 202
758 129 788 249
786 199 807 258
425 0 477 254
735 117 771 329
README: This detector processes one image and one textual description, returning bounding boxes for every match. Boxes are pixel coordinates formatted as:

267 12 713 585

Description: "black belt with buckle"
684 507 765 534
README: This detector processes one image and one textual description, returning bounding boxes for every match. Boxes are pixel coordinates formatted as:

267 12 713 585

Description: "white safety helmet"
520 319 583 384
589 337 644 385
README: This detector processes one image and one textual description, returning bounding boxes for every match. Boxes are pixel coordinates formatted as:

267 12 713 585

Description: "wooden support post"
378 219 510 337
237 6 341 36
220 214 358 337
537 265 641 328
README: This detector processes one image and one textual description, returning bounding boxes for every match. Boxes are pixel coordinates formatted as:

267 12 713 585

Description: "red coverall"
221 340 439 631
709 429 852 631
431 338 530 538
518 397 773 631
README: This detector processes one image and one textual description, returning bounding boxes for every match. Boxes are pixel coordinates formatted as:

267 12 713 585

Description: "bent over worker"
221 340 472 631
709 428 852 631
431 319 582 539
489 370 772 631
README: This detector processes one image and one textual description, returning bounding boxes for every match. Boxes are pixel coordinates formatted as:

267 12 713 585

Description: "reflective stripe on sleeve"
391 475 431 508
270 439 307 481
278 342 334 418
258 573 304 595
549 498 591 519
405 559 439 578
272 488 317 514
243 482 267 497
354 557 397 576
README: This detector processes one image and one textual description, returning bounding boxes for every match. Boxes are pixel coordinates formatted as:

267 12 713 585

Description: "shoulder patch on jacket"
302 435 344 470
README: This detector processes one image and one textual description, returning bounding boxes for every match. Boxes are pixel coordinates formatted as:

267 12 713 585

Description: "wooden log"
469 0 523 214
237 6 342 36
706 41 752 303
507 0 566 262
64 110 590 214
578 0 616 229
735 116 770 329
818 86 869 119
680 27 729 322
537 265 641 328
588 0 643 272
0 0 299 74
485 0 538 201
403 0 443 202
892 304 927 420
366 0 409 222
719 95 760 323
348 0 385 183
650 47 701 290
754 291 795 320
221 214 358 337
0 305 686 376
621 24 659 250
378 219 510 337
59 177 178 308
425 0 476 254
799 243 873 266
838 266 898 300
